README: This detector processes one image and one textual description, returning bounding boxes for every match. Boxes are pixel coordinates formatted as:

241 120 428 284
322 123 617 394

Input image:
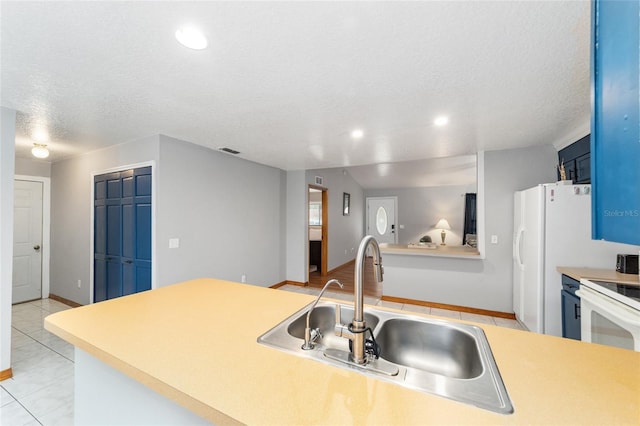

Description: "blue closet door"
94 166 152 302
591 0 640 245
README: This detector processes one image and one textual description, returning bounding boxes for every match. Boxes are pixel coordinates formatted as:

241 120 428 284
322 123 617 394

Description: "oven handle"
576 287 640 328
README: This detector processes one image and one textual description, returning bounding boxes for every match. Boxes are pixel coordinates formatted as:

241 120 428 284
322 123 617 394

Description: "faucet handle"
335 304 341 325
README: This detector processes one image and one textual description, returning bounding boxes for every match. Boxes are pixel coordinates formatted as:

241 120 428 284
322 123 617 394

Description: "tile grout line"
0 374 45 426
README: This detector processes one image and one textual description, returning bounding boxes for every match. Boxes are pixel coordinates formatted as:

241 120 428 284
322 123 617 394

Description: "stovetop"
581 279 640 311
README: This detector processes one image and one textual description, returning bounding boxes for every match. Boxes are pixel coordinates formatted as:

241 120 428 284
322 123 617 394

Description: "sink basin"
286 305 379 352
258 301 513 414
375 318 482 379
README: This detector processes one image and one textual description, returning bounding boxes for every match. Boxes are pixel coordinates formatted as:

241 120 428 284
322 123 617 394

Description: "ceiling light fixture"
434 116 449 127
175 25 208 50
350 129 364 139
31 143 50 159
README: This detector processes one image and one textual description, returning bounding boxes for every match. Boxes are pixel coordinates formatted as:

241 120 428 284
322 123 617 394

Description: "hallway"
307 258 382 299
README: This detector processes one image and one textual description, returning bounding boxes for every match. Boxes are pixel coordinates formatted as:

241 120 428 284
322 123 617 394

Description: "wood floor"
307 257 382 299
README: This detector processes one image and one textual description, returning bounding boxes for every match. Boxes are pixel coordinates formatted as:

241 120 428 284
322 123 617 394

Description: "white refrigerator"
512 183 638 336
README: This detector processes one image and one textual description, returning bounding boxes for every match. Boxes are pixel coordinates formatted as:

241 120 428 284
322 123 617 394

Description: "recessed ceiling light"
175 25 208 50
434 116 449 126
350 129 364 139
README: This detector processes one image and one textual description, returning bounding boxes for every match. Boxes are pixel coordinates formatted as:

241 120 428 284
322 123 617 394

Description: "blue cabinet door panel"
95 205 106 255
122 204 134 259
136 173 152 196
106 260 122 300
94 259 107 302
106 205 121 256
591 0 640 245
122 262 135 296
122 174 134 198
94 166 152 302
106 177 121 199
95 180 106 201
136 264 152 293
136 204 152 261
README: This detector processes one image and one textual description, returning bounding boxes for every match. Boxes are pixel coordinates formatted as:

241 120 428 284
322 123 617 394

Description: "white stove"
577 278 640 352
580 279 640 310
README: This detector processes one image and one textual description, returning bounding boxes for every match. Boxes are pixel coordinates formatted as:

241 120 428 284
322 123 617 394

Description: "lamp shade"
435 218 451 230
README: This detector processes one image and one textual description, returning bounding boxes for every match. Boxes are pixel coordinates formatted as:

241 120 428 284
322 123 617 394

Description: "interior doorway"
308 185 328 278
12 180 43 303
12 176 50 304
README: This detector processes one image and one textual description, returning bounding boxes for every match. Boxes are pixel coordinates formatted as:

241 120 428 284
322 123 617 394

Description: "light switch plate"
491 235 498 244
169 238 180 249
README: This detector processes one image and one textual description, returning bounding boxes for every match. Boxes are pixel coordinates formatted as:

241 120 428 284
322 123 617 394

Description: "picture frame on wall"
343 192 350 216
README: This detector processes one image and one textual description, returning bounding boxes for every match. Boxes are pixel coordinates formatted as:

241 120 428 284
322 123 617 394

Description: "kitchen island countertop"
45 278 640 425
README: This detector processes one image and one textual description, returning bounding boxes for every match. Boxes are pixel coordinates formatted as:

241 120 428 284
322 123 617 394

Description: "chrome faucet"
335 235 384 364
302 279 344 350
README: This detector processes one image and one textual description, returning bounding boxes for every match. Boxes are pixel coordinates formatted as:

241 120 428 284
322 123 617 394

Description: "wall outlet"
491 235 499 244
169 238 180 249
344 249 348 255
77 279 81 288
241 274 247 283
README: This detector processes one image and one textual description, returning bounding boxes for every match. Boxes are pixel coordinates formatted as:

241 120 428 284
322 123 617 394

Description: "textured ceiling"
1 1 590 174
347 155 477 189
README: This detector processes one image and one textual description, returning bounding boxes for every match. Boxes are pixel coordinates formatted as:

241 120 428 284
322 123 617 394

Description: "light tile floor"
2 299 75 426
278 284 526 330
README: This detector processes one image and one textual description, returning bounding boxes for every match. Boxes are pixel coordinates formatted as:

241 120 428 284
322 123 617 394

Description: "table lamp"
435 218 451 245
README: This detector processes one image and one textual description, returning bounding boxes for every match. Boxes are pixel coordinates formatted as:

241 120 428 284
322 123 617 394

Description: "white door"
366 197 397 244
13 180 43 304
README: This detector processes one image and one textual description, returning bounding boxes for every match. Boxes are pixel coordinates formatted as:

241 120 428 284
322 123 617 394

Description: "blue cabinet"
94 167 152 302
561 275 581 341
591 0 640 246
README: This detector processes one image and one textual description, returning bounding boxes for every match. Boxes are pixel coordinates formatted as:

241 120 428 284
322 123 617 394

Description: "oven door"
576 286 640 352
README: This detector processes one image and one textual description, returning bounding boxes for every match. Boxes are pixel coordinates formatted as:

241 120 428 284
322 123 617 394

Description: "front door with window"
94 167 152 302
366 197 397 244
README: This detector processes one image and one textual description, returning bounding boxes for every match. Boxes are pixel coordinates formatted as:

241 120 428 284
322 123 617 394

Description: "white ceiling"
1 1 590 176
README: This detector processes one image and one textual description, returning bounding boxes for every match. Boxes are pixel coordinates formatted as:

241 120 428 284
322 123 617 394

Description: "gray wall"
50 134 286 305
15 157 51 177
155 135 285 287
306 168 365 271
382 144 558 313
286 171 306 283
50 135 160 304
365 184 477 245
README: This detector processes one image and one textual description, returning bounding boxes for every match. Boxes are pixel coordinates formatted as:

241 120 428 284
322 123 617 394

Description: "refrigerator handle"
515 227 525 268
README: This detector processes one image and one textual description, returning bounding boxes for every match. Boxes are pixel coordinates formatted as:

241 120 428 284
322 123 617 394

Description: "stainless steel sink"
258 301 513 414
375 318 483 379
286 305 380 352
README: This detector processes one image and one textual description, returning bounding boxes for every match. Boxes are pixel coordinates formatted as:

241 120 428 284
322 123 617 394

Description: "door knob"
33 245 41 251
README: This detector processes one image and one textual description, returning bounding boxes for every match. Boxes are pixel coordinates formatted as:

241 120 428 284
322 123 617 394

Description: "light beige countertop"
380 243 481 258
45 278 640 425
557 266 640 286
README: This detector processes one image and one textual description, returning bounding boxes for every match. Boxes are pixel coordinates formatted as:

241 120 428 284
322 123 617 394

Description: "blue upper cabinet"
591 0 640 246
